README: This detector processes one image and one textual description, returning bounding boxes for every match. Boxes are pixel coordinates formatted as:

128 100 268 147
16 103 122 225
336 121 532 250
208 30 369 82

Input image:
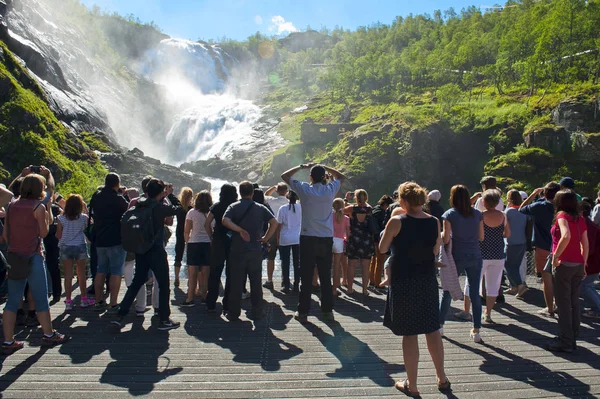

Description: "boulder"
524 126 571 154
552 99 600 133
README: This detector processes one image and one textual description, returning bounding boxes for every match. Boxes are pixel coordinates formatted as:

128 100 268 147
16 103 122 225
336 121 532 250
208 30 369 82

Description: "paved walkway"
1 278 599 399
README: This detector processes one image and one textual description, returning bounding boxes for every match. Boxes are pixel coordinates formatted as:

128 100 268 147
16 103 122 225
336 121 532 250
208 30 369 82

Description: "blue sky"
80 0 483 41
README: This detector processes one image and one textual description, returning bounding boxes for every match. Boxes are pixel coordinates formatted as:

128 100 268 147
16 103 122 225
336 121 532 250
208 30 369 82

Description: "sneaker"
537 307 555 317
94 301 108 312
322 312 335 322
180 300 195 308
80 297 95 308
503 287 518 295
107 305 120 315
41 331 70 347
515 286 529 300
294 311 308 323
546 339 573 353
470 331 483 343
484 313 495 324
158 319 181 331
111 317 124 329
582 310 600 319
262 281 274 290
65 299 74 311
241 292 251 300
225 312 240 322
1 341 24 355
454 311 472 321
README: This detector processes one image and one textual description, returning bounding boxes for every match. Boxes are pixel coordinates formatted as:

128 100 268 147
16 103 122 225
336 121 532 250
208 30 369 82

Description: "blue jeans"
580 273 600 312
96 245 126 275
5 254 50 313
440 253 483 329
505 244 526 287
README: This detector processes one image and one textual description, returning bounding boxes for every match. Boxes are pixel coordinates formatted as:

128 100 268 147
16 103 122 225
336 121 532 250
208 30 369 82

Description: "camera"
30 165 41 174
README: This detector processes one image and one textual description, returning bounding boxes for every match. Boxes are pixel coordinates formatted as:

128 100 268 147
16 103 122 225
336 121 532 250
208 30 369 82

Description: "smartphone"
347 192 355 199
55 194 64 203
30 165 41 174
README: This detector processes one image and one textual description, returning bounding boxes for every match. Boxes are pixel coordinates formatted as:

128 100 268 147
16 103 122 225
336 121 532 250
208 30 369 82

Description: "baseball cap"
519 191 528 200
559 177 575 189
428 190 442 202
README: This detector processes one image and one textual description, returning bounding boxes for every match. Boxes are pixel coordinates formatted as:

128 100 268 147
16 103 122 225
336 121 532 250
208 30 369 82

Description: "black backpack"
121 199 159 254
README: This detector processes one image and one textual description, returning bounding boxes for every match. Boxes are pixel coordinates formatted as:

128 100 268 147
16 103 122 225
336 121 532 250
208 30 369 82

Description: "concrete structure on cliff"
300 118 363 144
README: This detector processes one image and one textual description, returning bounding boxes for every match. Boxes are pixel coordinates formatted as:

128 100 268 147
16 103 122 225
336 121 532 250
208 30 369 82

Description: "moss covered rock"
0 40 106 198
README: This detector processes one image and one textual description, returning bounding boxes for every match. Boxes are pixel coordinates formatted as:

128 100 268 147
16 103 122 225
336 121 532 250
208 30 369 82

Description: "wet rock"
524 126 571 154
552 99 600 133
100 152 210 193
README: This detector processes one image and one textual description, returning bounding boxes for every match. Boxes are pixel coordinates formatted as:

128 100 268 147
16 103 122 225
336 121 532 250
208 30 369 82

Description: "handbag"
5 203 40 280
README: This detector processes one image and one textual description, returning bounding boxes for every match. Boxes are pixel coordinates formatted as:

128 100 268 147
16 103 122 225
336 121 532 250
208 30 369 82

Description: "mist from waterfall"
137 38 275 165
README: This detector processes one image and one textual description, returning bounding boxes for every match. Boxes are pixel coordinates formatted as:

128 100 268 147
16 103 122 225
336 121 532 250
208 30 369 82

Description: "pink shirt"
552 213 587 264
333 212 350 239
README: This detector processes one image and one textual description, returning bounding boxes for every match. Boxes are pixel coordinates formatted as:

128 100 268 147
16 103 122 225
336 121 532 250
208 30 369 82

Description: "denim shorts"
60 244 89 261
5 254 50 313
96 245 126 276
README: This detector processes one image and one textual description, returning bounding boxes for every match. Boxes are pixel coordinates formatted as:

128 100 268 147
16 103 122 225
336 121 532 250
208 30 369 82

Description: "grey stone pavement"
1 274 599 399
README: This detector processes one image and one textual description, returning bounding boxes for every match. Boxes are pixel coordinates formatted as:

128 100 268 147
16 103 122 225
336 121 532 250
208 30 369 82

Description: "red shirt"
551 213 587 264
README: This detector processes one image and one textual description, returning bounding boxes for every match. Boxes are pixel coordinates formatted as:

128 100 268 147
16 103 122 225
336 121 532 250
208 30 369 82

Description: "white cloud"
269 15 298 34
254 15 263 25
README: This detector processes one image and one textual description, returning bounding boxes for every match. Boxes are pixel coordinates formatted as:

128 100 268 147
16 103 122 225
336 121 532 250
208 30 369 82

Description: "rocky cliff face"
0 0 212 192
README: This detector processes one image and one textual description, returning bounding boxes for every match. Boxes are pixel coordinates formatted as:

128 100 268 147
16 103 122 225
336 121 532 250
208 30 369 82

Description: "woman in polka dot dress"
380 182 450 397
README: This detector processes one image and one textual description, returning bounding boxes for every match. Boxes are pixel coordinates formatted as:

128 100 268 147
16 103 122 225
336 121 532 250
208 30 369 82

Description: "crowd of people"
1 164 599 396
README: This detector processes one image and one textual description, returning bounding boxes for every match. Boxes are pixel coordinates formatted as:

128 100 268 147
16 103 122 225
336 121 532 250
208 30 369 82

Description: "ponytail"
333 198 345 224
288 191 298 213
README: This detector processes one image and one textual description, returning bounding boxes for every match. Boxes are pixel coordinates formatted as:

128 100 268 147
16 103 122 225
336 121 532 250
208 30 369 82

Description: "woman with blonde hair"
380 182 449 396
332 198 350 296
182 190 214 307
344 189 375 295
174 187 193 287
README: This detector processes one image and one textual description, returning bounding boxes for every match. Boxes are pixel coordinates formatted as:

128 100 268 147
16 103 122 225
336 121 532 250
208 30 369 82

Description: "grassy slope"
260 80 600 199
0 41 106 199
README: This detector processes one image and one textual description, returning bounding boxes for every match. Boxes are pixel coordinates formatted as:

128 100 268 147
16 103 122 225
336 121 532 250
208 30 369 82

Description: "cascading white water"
139 38 279 165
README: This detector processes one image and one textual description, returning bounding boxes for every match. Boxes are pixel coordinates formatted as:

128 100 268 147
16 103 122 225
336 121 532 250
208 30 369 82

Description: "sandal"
41 331 70 347
438 378 452 393
395 379 421 398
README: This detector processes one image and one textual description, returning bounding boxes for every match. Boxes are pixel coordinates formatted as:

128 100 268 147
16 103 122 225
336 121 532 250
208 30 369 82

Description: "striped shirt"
57 214 88 247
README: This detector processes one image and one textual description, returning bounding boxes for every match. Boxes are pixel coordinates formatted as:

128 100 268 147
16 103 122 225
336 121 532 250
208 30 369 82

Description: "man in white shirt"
263 183 289 289
471 176 504 211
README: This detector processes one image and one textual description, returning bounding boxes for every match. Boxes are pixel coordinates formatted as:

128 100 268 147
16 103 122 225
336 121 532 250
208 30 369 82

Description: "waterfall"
139 38 277 165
